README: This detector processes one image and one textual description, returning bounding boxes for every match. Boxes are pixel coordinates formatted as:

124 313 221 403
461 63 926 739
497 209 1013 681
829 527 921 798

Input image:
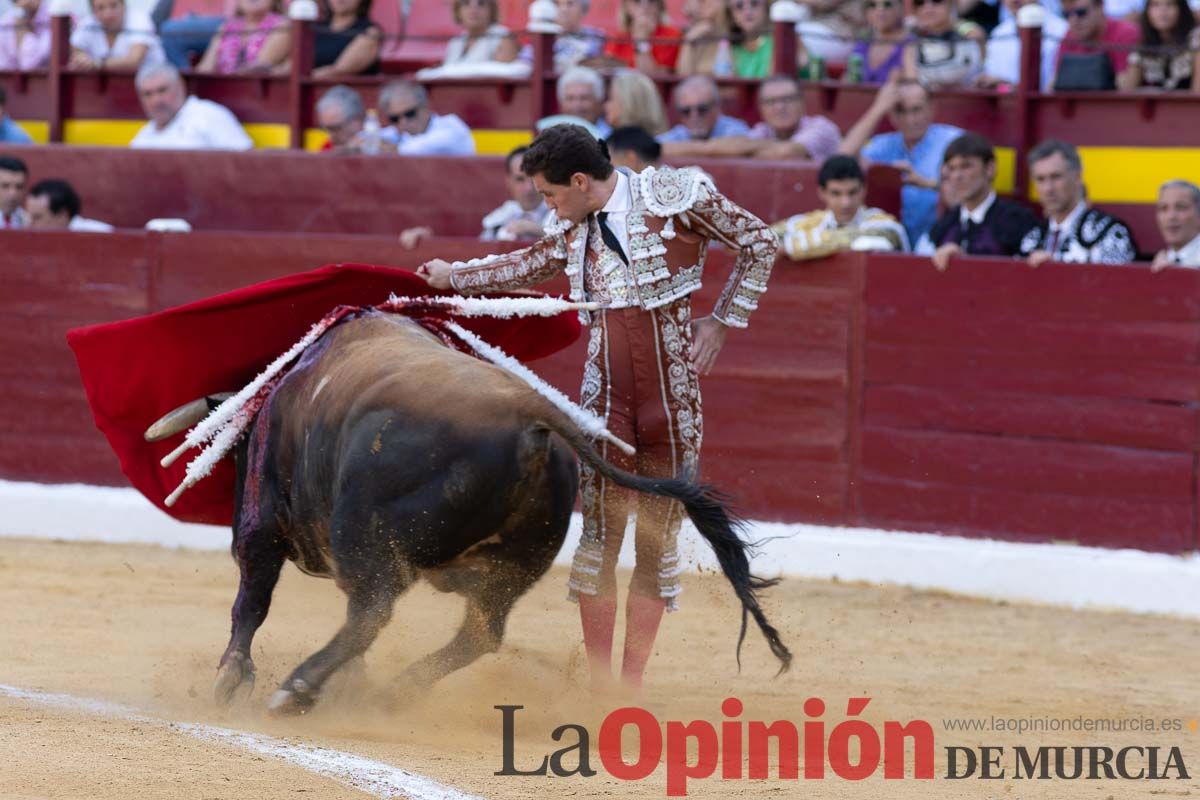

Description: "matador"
419 124 778 692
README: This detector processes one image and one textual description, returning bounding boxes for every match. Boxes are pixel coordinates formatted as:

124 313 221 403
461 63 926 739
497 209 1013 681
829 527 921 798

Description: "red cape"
67 263 581 527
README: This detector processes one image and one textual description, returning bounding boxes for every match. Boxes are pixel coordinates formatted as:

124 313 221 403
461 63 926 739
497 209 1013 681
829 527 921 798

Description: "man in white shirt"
1152 180 1200 270
0 155 27 229
979 0 1069 90
130 63 253 151
378 80 475 157
24 178 114 232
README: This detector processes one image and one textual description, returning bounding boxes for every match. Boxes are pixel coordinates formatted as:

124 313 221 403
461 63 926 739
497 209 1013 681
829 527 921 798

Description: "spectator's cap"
536 115 604 139
289 0 320 20
528 0 560 32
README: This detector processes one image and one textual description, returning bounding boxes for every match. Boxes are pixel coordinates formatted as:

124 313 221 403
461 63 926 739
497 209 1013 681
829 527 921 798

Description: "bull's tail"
534 413 793 676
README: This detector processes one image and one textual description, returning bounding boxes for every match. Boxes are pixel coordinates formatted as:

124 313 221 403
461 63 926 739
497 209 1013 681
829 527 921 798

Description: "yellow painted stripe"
243 123 291 150
63 119 143 146
1076 147 1200 204
14 120 49 144
472 129 532 155
302 127 530 155
994 146 1015 194
303 128 329 152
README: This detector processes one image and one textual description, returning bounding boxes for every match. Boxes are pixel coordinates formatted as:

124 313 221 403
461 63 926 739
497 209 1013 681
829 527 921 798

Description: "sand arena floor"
1 536 1198 799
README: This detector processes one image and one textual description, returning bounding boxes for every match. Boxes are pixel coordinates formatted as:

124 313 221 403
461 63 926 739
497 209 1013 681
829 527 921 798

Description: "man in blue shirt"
838 78 962 245
0 87 33 145
658 75 750 144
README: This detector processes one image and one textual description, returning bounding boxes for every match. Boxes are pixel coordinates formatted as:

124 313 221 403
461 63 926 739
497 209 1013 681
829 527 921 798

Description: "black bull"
194 311 791 714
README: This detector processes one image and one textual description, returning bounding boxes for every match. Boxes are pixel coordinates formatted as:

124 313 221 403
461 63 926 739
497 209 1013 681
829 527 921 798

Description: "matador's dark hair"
521 124 614 186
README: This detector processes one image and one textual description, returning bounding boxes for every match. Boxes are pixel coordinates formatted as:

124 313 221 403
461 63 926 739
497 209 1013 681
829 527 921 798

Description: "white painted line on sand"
0 684 486 800
4 479 1200 618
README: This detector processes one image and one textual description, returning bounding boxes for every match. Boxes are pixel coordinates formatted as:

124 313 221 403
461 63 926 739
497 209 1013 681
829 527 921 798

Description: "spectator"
602 0 682 73
849 0 909 83
399 146 549 248
24 179 114 232
315 85 365 153
0 87 32 145
979 0 1068 89
194 0 289 74
0 0 51 70
1118 0 1200 90
727 0 775 78
661 75 840 159
271 0 382 77
1151 180 1200 269
70 0 166 71
677 0 729 74
130 64 254 150
519 0 606 71
379 81 476 156
0 156 28 229
1055 0 1139 80
920 133 1040 269
838 76 963 245
539 66 612 137
443 0 518 65
902 0 987 88
1020 139 1137 265
745 76 840 159
658 75 750 142
772 154 908 259
796 0 863 64
604 68 669 136
607 125 662 171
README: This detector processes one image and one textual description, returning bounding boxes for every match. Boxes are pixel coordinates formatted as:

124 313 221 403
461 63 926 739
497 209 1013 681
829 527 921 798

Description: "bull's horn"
144 393 234 442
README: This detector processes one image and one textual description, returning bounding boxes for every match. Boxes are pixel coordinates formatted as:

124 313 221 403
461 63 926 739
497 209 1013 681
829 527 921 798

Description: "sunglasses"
866 0 896 8
677 102 714 117
732 0 764 9
1064 6 1092 17
912 0 946 7
387 107 421 124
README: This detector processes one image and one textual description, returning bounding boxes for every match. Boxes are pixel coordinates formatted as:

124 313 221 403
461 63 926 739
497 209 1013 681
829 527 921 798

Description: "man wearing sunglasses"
657 75 750 143
417 124 778 695
661 76 842 161
378 80 475 157
1055 0 1138 77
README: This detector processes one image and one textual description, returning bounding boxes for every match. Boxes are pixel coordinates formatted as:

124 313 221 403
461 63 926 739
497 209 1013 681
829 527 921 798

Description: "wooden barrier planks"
859 255 1200 552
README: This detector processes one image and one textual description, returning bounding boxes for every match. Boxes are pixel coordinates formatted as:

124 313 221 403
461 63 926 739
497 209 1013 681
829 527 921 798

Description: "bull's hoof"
213 652 256 707
267 678 318 716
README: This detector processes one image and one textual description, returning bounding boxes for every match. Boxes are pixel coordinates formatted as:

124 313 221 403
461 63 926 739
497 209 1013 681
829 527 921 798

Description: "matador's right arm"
449 231 570 295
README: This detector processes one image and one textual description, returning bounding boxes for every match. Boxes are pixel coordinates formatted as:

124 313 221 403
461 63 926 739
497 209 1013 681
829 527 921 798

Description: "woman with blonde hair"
603 68 669 135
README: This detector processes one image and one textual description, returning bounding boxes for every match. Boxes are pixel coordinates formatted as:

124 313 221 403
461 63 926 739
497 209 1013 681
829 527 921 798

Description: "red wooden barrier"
3 146 903 238
857 253 1200 553
2 233 1196 554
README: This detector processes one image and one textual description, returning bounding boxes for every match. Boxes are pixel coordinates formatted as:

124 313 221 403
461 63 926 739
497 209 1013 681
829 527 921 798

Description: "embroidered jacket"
771 207 909 260
449 166 779 328
1018 206 1138 265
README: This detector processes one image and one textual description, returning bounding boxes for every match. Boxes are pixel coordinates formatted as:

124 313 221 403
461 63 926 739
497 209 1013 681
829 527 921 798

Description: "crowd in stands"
2 0 1200 269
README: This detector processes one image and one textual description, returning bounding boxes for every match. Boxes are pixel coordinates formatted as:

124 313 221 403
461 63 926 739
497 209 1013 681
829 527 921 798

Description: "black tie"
596 211 629 266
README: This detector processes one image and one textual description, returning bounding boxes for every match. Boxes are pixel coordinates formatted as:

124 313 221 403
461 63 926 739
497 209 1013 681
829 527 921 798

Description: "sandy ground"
0 536 1198 799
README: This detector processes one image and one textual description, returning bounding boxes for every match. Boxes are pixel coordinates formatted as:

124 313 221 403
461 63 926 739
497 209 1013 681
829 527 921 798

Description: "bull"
148 310 792 715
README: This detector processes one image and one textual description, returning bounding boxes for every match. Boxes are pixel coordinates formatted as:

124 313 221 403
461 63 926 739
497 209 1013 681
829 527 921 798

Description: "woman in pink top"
195 0 289 73
0 0 52 70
